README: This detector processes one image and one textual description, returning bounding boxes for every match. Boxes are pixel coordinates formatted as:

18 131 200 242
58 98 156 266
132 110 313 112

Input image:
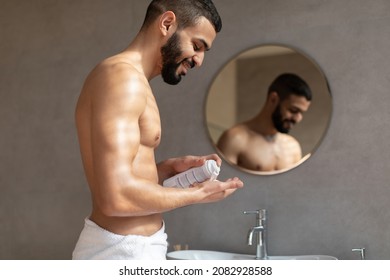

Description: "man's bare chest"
139 101 161 148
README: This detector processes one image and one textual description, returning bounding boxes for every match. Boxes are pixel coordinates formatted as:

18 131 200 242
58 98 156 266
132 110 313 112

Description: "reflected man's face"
272 94 311 133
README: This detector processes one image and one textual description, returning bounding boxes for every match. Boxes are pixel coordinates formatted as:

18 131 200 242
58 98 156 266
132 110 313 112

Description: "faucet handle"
244 209 267 220
243 210 259 215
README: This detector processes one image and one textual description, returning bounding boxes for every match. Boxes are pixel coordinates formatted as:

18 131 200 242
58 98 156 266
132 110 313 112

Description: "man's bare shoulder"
81 55 150 102
278 133 299 146
224 123 252 137
77 54 152 121
90 55 147 85
277 133 302 158
218 123 250 149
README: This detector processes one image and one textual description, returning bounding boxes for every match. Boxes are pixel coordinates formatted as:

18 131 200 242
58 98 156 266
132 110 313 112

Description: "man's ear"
159 11 177 36
269 91 280 105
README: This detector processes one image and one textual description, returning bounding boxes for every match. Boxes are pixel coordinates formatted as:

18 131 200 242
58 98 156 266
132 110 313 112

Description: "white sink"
166 250 337 260
167 250 254 260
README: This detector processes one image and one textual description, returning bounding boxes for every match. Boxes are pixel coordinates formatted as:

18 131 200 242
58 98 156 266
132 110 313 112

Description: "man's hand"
157 154 222 184
191 177 244 203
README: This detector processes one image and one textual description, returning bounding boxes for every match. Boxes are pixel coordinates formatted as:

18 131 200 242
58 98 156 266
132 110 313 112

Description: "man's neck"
247 111 277 137
123 32 163 81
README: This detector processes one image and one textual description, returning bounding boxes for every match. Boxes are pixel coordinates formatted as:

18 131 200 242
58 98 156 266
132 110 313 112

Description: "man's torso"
75 54 164 236
237 127 301 172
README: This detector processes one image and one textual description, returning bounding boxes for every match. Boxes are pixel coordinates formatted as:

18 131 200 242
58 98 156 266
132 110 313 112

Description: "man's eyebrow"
291 105 306 113
199 39 211 51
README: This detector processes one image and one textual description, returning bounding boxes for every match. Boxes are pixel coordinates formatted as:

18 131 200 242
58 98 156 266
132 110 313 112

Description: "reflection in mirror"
205 45 332 175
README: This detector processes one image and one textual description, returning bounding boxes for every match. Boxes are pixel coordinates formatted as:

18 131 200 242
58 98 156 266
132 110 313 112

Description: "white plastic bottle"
162 160 220 188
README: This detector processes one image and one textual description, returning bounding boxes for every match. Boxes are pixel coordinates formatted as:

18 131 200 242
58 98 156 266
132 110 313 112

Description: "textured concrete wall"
1 0 389 259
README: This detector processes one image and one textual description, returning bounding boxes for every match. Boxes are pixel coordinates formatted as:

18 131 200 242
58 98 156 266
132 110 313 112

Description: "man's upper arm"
89 65 146 194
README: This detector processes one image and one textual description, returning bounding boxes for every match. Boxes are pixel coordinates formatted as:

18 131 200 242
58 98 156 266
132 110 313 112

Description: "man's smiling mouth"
181 59 195 75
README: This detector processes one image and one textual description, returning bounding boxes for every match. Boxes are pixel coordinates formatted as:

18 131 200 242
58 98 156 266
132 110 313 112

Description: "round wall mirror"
205 44 332 175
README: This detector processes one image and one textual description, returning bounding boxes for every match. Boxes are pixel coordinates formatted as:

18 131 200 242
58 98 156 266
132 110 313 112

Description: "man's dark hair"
268 73 312 101
142 0 222 33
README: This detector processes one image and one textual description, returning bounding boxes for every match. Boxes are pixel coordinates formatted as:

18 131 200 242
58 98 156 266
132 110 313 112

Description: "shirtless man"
217 73 312 173
72 0 243 260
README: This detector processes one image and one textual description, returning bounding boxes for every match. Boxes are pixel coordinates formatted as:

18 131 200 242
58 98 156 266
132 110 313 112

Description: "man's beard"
160 32 185 85
272 104 295 134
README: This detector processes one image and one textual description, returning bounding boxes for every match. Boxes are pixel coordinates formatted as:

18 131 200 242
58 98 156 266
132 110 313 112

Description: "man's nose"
193 53 205 67
294 113 303 123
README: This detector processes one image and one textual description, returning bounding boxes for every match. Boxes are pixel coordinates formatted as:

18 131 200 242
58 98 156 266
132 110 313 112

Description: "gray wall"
1 0 389 259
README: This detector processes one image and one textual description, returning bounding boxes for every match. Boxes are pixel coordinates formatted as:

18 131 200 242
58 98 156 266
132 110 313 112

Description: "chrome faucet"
352 248 366 260
244 209 267 260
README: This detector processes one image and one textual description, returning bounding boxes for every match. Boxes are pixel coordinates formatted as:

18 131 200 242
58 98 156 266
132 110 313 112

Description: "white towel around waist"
72 218 168 260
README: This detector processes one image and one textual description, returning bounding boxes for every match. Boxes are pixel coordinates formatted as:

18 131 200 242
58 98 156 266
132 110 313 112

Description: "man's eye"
194 44 200 51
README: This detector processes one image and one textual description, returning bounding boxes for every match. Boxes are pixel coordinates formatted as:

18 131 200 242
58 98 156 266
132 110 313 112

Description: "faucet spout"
244 209 268 260
247 225 264 245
